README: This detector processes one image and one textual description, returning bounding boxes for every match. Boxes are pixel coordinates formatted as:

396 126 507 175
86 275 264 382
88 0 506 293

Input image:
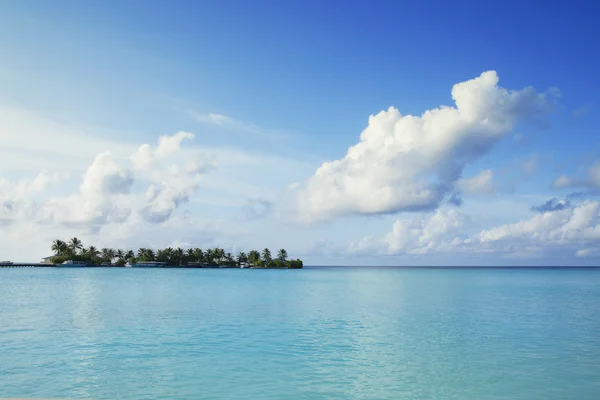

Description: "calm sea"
1 267 599 399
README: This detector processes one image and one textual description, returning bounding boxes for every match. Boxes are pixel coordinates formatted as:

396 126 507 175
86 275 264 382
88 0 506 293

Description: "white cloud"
0 131 218 237
349 208 465 255
141 185 190 223
552 175 573 189
353 200 600 259
192 112 265 136
293 71 559 222
191 111 294 141
193 112 236 126
473 201 600 251
456 170 494 195
552 162 600 189
80 152 134 195
156 131 195 156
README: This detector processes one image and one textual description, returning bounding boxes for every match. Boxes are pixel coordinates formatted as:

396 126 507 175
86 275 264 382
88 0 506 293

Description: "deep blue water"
1 267 600 399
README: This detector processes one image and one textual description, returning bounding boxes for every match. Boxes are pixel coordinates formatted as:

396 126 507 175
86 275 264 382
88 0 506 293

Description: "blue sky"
1 0 600 265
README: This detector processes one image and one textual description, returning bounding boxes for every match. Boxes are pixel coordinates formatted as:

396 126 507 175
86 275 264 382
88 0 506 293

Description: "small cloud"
191 111 290 140
531 197 571 213
551 162 600 189
194 113 234 126
552 175 573 189
573 102 593 118
576 248 599 257
242 197 274 220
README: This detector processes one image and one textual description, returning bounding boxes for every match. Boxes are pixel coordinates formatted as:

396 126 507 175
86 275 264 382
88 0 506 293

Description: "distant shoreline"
2 263 599 269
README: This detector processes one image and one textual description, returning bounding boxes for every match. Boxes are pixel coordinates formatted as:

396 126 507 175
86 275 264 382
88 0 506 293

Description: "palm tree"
236 252 248 266
51 239 67 256
262 248 272 263
137 248 147 259
136 248 155 261
182 248 193 264
87 246 99 258
193 248 204 263
214 248 225 265
125 250 135 262
69 237 83 254
100 248 115 263
248 250 260 264
156 249 169 262
205 249 214 265
116 249 125 260
175 247 184 265
277 249 288 261
164 247 174 265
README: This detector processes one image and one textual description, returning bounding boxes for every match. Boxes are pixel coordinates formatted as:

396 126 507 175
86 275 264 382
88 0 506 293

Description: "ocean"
1 267 599 399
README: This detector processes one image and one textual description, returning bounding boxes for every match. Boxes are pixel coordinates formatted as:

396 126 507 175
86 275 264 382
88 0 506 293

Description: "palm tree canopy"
277 249 288 261
248 250 260 263
69 237 83 252
51 239 67 255
262 248 272 262
87 246 99 257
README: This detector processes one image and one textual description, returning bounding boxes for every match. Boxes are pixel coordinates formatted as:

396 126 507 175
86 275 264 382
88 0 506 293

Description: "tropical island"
47 238 303 269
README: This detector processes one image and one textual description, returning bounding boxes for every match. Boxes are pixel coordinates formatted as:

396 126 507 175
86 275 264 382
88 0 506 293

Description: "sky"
1 0 600 266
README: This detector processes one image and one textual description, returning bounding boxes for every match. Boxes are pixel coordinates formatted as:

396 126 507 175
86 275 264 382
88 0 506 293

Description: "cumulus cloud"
0 170 57 202
456 170 494 195
141 185 191 223
349 208 465 255
80 152 134 195
355 200 600 260
131 131 195 170
0 131 216 234
156 131 195 156
293 71 559 222
473 201 600 250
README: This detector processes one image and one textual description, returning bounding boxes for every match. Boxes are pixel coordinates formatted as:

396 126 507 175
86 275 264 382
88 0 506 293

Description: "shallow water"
1 267 600 399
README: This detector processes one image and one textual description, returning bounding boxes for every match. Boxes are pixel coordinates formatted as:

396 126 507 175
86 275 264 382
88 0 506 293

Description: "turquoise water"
1 267 600 399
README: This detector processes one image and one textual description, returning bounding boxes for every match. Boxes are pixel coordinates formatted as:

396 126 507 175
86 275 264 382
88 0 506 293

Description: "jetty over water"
0 263 53 267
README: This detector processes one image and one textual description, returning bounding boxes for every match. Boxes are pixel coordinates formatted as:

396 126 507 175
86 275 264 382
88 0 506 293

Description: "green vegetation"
48 238 303 268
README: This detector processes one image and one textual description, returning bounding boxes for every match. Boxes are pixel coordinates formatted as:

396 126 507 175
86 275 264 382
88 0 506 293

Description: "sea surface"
1 267 600 399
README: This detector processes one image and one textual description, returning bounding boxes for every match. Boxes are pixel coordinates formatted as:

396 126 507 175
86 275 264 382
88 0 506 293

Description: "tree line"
50 238 303 268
